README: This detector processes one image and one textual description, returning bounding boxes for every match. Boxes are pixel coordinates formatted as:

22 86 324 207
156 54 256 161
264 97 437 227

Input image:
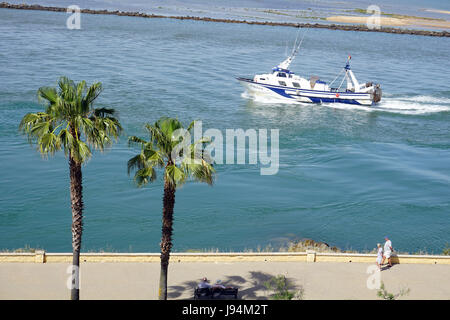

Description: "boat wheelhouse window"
292 82 300 88
259 78 266 81
278 81 287 86
278 72 287 78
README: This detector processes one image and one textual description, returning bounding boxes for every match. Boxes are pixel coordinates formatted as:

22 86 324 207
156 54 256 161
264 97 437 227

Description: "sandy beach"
425 9 450 15
1 262 449 299
326 16 450 29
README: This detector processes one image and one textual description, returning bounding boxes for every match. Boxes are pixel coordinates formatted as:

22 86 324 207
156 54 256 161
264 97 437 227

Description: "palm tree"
19 77 122 300
127 117 215 300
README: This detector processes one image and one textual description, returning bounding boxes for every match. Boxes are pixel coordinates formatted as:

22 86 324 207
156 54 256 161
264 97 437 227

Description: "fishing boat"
237 37 382 106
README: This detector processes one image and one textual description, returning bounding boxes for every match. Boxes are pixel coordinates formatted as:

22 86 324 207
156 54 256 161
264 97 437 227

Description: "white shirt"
384 240 392 253
377 247 383 258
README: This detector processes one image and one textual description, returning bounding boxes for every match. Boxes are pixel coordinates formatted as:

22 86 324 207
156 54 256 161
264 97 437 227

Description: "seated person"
197 277 212 289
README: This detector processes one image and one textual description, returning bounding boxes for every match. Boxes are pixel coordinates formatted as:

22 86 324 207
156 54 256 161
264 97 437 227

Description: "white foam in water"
371 96 450 115
243 91 450 115
398 95 450 104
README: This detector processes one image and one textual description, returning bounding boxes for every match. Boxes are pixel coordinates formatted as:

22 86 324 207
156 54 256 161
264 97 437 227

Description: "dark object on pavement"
194 287 238 300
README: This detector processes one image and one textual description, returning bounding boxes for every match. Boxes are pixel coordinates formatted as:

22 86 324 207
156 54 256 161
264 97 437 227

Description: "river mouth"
0 6 449 254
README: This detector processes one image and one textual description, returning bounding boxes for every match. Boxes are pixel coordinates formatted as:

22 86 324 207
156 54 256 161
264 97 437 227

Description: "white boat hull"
238 78 376 106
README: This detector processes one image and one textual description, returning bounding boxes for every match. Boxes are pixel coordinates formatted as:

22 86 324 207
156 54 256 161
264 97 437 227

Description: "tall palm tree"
19 77 122 300
127 117 215 300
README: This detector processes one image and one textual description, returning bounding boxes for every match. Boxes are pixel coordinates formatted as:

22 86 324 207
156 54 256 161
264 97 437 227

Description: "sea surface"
6 0 450 28
0 7 449 253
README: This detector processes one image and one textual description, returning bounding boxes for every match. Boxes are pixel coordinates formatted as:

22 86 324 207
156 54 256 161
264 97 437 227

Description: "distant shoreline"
1 2 450 38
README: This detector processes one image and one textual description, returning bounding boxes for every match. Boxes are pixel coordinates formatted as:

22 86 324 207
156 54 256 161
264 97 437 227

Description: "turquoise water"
0 8 449 253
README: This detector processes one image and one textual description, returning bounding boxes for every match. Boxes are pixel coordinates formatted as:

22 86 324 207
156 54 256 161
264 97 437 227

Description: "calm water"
6 0 450 26
0 8 449 253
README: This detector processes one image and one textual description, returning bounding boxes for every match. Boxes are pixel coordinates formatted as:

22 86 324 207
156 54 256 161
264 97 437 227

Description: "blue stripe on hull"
308 96 362 105
266 86 364 105
267 87 295 99
261 84 370 105
238 77 373 106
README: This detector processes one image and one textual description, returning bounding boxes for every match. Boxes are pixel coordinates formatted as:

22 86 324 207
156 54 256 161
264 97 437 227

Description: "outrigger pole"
329 55 359 92
344 55 361 91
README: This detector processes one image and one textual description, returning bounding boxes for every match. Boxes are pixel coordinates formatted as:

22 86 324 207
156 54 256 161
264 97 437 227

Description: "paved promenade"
1 262 449 299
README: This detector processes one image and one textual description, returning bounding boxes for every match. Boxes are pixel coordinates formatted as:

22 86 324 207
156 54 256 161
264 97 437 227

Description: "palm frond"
127 138 164 186
127 152 146 175
76 80 87 114
58 128 74 156
156 117 182 136
145 123 167 147
93 107 116 118
187 120 197 132
182 159 215 185
19 112 51 135
38 132 61 155
180 141 214 165
143 146 165 168
58 77 76 104
70 138 92 163
20 77 121 164
165 164 187 187
83 82 102 107
128 135 148 148
134 166 157 187
37 87 58 105
30 120 51 137
128 117 216 189
95 117 122 139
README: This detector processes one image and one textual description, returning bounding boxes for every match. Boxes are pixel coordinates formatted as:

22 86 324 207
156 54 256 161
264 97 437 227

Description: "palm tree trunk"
69 153 83 300
159 179 176 300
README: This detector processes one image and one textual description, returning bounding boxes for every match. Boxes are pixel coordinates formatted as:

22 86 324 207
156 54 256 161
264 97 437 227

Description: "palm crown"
18 76 122 300
19 76 122 163
127 117 215 300
127 117 215 187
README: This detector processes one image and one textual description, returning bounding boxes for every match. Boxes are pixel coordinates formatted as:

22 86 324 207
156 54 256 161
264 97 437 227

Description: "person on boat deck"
376 243 383 270
197 277 212 289
381 236 394 267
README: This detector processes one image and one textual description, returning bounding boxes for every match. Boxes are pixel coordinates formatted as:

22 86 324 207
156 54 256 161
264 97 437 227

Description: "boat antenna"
291 26 301 56
277 27 308 70
293 27 307 57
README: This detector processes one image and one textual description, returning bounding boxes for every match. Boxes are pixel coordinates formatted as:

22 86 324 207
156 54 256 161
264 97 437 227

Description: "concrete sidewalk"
1 262 449 299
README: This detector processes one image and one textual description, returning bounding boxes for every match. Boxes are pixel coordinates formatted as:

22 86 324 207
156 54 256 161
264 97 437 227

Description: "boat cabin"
253 67 329 91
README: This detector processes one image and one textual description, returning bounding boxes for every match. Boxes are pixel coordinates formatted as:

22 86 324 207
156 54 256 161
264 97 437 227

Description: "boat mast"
277 28 307 70
344 55 360 91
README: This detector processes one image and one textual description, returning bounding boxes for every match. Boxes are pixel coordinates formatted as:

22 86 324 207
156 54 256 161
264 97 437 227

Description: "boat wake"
242 92 450 115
